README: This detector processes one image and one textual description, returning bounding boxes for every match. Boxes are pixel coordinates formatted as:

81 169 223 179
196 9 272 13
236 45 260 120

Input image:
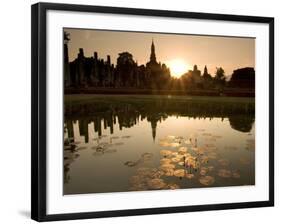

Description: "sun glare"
167 59 190 78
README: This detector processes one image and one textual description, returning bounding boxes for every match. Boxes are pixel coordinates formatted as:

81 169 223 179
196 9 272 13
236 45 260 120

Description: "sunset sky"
64 28 255 78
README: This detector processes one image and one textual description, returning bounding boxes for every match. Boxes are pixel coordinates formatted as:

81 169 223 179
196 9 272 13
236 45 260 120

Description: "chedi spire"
150 39 157 63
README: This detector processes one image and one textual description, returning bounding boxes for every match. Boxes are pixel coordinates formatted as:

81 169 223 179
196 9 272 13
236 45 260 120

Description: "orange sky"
64 28 255 78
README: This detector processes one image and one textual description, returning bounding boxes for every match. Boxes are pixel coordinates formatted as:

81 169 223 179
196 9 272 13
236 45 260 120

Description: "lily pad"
232 170 241 178
159 141 171 147
207 152 217 159
92 145 104 151
160 163 175 170
185 157 199 168
201 156 209 164
178 147 188 154
170 142 180 147
167 183 180 190
178 161 185 166
160 150 172 157
93 151 104 156
129 175 141 185
186 173 195 179
164 169 174 176
171 157 181 163
160 158 172 164
191 147 199 152
142 152 153 161
184 140 192 145
136 167 152 176
240 158 250 165
218 159 230 166
124 161 138 167
147 178 166 190
174 169 185 177
199 176 215 186
151 170 164 179
175 154 185 159
197 147 205 155
200 167 209 176
207 165 215 172
218 169 232 178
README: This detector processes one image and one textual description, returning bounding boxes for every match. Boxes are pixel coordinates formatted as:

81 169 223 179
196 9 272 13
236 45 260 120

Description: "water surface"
63 95 255 194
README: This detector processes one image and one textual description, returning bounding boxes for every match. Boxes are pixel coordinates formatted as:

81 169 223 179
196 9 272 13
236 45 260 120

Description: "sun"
167 59 190 78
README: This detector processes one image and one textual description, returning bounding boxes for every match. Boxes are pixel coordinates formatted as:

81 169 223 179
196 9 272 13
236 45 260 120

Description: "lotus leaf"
199 176 215 185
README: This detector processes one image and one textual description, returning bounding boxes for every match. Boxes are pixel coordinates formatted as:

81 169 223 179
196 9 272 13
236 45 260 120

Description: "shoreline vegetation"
64 94 254 104
64 87 254 97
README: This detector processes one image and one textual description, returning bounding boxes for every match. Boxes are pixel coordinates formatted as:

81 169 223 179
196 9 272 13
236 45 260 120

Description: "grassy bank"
64 87 254 97
64 94 255 105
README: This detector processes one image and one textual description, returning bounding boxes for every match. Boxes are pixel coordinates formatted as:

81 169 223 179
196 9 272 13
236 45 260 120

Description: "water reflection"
64 97 255 140
63 96 255 194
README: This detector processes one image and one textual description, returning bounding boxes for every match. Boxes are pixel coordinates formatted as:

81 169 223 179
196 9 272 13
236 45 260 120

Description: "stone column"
77 48 85 86
64 43 71 87
93 52 99 86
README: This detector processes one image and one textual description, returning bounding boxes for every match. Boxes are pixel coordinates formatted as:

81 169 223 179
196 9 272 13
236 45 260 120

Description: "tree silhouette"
214 67 226 88
202 66 211 80
116 52 137 87
201 65 213 89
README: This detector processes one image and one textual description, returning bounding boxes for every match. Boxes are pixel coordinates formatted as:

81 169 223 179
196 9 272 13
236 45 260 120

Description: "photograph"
63 28 256 195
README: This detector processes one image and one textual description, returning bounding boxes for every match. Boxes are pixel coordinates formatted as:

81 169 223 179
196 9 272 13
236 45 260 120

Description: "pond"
63 95 255 194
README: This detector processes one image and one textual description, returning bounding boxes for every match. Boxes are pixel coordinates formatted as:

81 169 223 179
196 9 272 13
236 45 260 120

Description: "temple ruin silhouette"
64 33 255 93
64 39 171 89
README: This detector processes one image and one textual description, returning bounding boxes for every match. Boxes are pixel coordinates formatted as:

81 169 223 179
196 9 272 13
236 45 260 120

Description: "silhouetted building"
64 32 71 86
67 40 171 89
69 49 114 88
229 67 255 89
146 40 171 89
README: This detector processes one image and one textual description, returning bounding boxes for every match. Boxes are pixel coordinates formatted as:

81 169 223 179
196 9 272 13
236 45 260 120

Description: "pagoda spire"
150 38 157 63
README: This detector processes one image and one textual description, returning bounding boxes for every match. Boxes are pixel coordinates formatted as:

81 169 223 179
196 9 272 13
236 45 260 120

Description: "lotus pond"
63 95 255 194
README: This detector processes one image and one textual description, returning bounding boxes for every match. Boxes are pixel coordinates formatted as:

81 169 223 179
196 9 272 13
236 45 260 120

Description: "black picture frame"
31 2 274 222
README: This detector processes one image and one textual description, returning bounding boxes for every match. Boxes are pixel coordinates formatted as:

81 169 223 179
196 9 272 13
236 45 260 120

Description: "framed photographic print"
31 2 274 222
